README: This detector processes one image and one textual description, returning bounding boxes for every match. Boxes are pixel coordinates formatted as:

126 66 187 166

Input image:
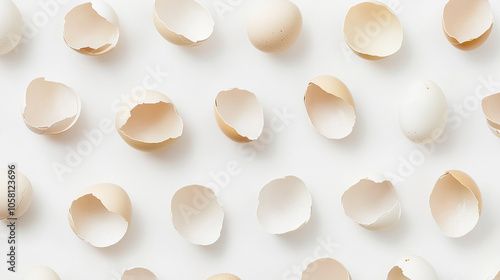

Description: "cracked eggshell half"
481 93 500 137
342 173 401 231
0 0 23 55
387 255 439 280
23 78 81 135
171 185 224 246
122 267 157 280
0 168 33 220
443 0 493 51
68 183 132 248
63 1 119 55
215 89 264 142
208 273 241 280
247 0 302 53
430 170 482 238
154 0 214 46
344 2 403 60
22 266 61 280
302 258 351 280
305 75 356 139
399 80 448 144
257 176 312 234
115 90 183 152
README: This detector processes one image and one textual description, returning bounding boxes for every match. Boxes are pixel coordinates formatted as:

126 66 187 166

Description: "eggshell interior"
154 0 214 46
208 273 241 280
305 75 356 139
257 176 312 234
122 267 157 280
171 185 224 246
69 183 132 247
0 0 23 55
344 1 403 59
388 255 439 280
430 170 482 238
302 258 351 280
481 93 500 137
22 266 61 280
0 168 33 220
63 1 119 55
215 89 264 142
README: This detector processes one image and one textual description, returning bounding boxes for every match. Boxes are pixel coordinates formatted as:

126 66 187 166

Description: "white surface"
1 0 500 279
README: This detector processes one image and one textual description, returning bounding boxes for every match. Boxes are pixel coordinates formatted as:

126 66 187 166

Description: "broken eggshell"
0 168 33 220
344 1 403 60
302 258 351 280
171 185 224 246
342 173 401 231
22 266 61 280
481 93 500 137
443 0 494 51
387 255 439 280
63 1 119 55
257 176 312 234
68 183 132 247
115 90 183 152
215 88 264 142
153 0 214 46
208 273 241 280
23 78 81 135
0 0 23 55
430 170 482 238
304 75 356 139
247 0 303 53
122 267 157 280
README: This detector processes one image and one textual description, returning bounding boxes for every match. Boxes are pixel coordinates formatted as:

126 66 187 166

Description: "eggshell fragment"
68 183 132 247
342 173 401 231
0 168 33 220
215 89 264 142
116 90 183 152
430 170 482 238
0 0 23 55
23 78 81 135
154 0 214 46
22 266 61 280
208 273 241 280
304 76 356 139
443 0 493 51
247 0 302 53
344 2 403 60
481 93 500 137
399 80 448 144
302 258 351 280
257 176 312 234
122 267 157 280
387 255 439 280
63 1 119 55
171 185 224 246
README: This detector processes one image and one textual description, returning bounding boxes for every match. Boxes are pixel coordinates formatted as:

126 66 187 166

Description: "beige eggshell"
171 185 224 246
387 255 439 280
257 176 312 235
443 0 493 51
115 90 183 152
23 78 81 135
122 267 157 280
481 93 500 137
304 75 356 139
207 273 241 280
0 168 33 220
68 183 132 247
0 0 23 55
342 173 401 231
22 266 61 280
301 258 351 280
63 1 119 56
247 0 303 53
430 170 482 238
215 89 264 142
153 0 214 46
344 1 403 60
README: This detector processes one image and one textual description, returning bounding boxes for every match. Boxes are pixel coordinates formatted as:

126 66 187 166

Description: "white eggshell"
0 168 33 220
302 258 352 280
481 93 500 138
22 266 61 280
399 80 448 144
122 267 157 280
0 0 23 55
387 255 439 280
208 273 241 280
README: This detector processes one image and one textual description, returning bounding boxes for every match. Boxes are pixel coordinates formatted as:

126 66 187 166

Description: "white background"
1 0 500 279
